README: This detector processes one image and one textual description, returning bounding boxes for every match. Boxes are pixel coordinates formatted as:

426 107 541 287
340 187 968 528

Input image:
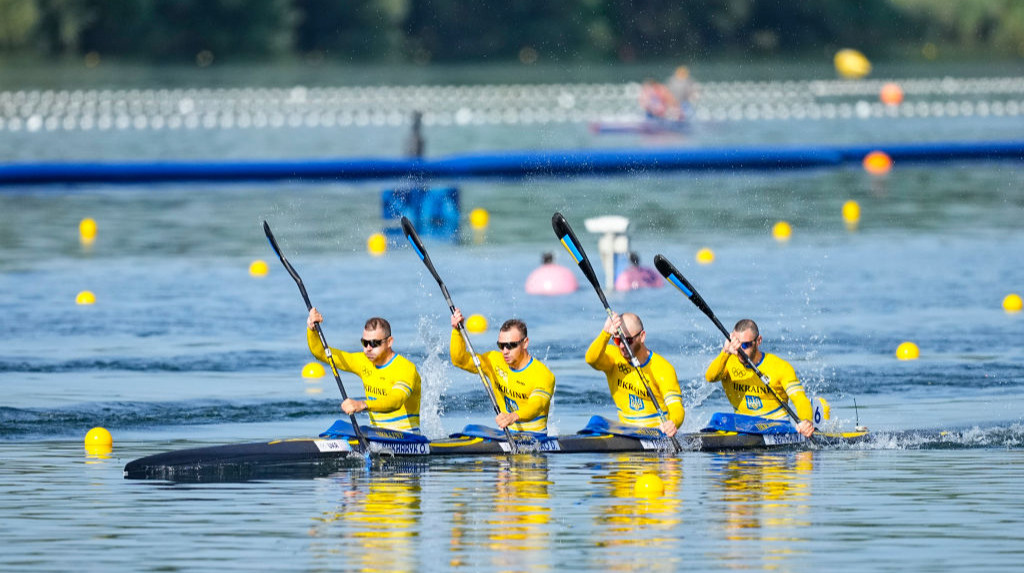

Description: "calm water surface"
1 62 1023 572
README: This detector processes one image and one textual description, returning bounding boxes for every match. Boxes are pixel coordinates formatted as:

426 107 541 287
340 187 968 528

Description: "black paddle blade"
552 212 605 300
263 220 312 309
654 254 699 299
400 217 427 262
263 220 283 259
654 253 728 338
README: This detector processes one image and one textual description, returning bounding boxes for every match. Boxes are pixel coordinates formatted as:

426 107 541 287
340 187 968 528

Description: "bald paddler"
585 312 684 437
705 319 815 438
449 308 555 434
307 308 422 434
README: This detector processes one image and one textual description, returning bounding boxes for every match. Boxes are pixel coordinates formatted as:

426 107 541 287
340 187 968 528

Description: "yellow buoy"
76 290 96 305
249 260 269 277
84 427 113 450
834 49 871 79
695 248 715 265
466 314 488 333
863 151 892 175
302 361 326 378
880 82 904 106
842 200 861 231
896 341 920 360
367 233 387 256
842 200 861 224
79 217 98 243
772 221 792 242
469 208 490 231
1003 293 1022 313
634 472 664 498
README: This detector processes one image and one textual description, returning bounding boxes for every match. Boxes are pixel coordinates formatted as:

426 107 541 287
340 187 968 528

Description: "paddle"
400 216 520 453
262 220 369 452
652 253 807 429
551 212 681 453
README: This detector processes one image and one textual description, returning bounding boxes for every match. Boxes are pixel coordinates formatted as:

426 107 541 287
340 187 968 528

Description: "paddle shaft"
552 213 680 452
653 254 804 425
263 221 369 451
400 217 521 449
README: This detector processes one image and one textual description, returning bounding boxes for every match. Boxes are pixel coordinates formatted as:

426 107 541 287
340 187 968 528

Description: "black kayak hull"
123 429 868 481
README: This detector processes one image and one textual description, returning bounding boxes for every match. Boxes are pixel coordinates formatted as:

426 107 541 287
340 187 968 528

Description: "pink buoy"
525 254 578 295
614 266 664 291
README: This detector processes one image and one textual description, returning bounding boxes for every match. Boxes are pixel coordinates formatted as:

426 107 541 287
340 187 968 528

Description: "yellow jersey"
450 330 555 434
584 331 685 429
704 350 812 421
307 330 421 433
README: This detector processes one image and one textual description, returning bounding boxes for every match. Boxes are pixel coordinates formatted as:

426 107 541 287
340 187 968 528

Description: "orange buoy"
879 82 904 106
862 151 892 175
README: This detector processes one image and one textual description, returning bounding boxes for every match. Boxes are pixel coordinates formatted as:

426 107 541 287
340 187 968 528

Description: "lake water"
1 61 1023 572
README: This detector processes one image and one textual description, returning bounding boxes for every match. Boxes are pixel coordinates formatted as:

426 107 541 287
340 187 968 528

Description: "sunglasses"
360 338 386 348
496 339 523 351
613 332 641 346
740 340 757 350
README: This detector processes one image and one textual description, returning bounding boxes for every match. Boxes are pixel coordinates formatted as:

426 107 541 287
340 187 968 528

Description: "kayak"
123 414 870 481
588 117 690 135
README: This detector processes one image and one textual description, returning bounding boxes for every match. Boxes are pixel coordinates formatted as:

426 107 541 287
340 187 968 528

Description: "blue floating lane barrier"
1 140 1022 186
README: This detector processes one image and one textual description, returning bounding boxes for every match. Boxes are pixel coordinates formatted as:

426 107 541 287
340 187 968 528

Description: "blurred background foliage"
0 0 1021 64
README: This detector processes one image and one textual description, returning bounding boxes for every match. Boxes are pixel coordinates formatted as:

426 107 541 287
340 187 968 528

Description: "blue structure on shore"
1 140 1022 186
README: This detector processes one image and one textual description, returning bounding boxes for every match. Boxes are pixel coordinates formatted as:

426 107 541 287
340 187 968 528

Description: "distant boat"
589 115 690 135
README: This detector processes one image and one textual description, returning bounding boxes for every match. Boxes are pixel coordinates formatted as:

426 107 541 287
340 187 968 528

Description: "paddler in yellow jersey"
585 312 684 437
306 308 421 434
705 319 815 438
449 308 555 434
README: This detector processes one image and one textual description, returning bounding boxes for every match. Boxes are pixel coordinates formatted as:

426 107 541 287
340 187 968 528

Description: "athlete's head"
732 319 761 358
613 312 647 358
497 319 529 368
361 317 394 365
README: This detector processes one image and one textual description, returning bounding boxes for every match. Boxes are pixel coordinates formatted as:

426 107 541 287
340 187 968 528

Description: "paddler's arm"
657 363 684 437
365 381 414 413
495 394 547 429
784 377 815 437
499 368 555 429
584 321 615 371
704 350 731 383
449 308 478 373
306 307 353 370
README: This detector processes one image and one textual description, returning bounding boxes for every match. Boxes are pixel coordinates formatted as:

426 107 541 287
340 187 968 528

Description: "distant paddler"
449 308 555 434
705 319 815 438
639 79 682 121
307 309 422 434
585 312 684 437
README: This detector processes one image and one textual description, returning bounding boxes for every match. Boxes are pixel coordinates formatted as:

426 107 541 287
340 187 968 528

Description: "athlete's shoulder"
649 351 677 371
527 356 555 378
762 352 795 370
391 353 421 374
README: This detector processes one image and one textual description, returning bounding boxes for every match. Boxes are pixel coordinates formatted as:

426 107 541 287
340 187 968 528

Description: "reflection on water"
590 455 683 571
450 456 552 571
309 468 422 572
707 451 813 568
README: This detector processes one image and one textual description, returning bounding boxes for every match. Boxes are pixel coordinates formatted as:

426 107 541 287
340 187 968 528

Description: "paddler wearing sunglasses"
585 312 684 437
306 308 422 434
449 308 555 434
705 319 815 438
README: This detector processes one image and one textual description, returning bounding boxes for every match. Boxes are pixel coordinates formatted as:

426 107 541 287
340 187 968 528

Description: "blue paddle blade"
654 254 695 298
558 234 584 263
